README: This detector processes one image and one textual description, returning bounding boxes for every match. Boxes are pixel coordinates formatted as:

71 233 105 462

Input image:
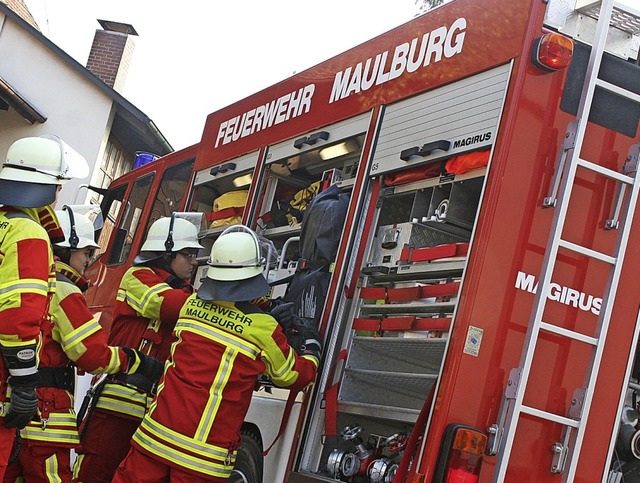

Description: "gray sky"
24 0 418 150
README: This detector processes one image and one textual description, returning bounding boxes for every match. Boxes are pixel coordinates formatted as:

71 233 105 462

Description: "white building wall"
0 11 114 208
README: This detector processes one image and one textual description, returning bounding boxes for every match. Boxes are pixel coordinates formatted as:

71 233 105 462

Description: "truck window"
107 173 155 266
147 158 195 229
94 184 127 264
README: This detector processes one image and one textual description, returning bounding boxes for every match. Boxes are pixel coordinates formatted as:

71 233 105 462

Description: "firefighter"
72 214 203 483
3 206 163 482
113 225 322 482
0 135 89 480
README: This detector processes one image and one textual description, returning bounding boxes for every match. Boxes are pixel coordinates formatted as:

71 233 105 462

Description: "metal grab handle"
210 162 237 176
294 130 330 149
400 140 451 161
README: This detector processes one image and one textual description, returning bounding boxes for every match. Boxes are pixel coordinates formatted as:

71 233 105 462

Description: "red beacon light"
531 32 574 71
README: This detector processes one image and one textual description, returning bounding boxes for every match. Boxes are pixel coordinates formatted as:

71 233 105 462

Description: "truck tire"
229 428 263 483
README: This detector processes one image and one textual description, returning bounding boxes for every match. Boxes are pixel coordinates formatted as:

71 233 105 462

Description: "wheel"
229 428 263 483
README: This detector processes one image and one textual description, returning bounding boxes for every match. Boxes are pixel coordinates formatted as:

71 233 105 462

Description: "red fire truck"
82 0 640 481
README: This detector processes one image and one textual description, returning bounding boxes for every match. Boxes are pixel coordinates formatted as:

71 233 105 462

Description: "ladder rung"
576 157 636 185
557 238 617 264
595 78 640 105
520 404 581 428
539 321 599 345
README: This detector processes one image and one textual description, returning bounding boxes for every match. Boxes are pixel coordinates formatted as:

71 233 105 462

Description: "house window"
91 139 133 205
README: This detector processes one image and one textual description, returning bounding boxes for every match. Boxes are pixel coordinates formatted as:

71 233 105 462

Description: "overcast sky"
24 0 418 150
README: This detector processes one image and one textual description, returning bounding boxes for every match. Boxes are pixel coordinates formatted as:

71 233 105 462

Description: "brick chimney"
86 20 138 92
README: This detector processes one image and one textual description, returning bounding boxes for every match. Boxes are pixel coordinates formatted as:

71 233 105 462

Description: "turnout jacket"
21 261 130 446
0 207 56 409
131 296 318 480
95 266 193 420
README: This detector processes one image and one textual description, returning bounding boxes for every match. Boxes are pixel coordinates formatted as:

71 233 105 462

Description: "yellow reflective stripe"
60 319 102 351
141 417 232 459
303 353 320 368
175 320 259 359
99 383 148 402
134 418 234 478
196 346 236 441
21 415 80 445
266 347 296 380
0 338 37 348
21 429 81 444
0 278 49 296
127 283 169 314
72 454 85 480
95 383 149 419
116 288 126 302
96 399 146 419
45 454 63 483
103 347 123 373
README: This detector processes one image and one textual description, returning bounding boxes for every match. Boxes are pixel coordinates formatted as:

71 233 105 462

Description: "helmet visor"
57 204 103 249
165 212 205 252
42 135 90 181
64 204 104 231
207 224 277 277
173 212 205 233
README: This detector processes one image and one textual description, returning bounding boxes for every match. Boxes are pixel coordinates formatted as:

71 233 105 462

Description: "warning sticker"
463 325 484 357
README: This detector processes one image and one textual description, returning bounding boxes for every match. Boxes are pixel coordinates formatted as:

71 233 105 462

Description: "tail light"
433 424 487 483
531 32 574 71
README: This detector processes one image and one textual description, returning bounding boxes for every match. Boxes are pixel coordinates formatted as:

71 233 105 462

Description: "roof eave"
0 3 173 153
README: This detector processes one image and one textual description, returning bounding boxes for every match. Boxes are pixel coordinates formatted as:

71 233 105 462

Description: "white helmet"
134 213 204 265
199 225 276 302
55 206 101 249
0 135 89 208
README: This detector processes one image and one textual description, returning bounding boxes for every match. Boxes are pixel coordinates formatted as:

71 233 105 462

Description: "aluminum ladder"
490 1 640 481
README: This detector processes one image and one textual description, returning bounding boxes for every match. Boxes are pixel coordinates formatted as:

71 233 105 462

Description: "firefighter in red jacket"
3 205 163 483
113 225 322 482
73 213 203 483
0 136 88 480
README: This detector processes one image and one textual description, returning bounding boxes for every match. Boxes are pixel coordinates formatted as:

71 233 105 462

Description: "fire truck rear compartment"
291 63 511 481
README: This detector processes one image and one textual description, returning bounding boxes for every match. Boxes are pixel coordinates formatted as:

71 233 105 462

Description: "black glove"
2 343 40 429
269 301 296 331
121 348 164 384
5 375 40 429
288 317 323 364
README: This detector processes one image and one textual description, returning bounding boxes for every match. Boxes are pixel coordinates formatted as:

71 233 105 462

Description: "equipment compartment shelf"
349 337 446 373
364 259 465 282
259 223 302 237
359 301 456 315
339 368 437 417
337 400 420 423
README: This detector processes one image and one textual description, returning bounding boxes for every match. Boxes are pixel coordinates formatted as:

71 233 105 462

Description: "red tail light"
532 33 574 71
434 424 487 483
